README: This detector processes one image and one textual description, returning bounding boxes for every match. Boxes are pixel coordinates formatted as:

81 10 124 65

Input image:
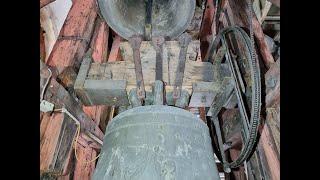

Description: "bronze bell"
97 0 195 40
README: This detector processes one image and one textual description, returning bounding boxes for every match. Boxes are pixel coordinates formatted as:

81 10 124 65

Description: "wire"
40 68 52 102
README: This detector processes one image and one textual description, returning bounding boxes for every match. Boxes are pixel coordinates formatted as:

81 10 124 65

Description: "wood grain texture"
199 0 216 59
46 0 97 72
91 18 110 63
75 40 213 106
108 35 123 62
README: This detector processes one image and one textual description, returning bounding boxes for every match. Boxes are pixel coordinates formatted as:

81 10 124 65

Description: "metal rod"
173 33 191 100
152 36 165 81
129 35 146 101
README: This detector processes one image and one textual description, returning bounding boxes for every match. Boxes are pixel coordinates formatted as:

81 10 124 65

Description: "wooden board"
46 0 97 72
40 112 77 175
75 40 215 106
40 0 72 61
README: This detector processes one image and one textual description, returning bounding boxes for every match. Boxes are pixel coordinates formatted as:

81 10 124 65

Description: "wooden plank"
108 35 123 62
40 113 64 173
199 0 216 59
83 79 128 106
90 18 110 63
199 107 207 123
75 40 212 106
258 122 280 180
40 0 73 61
40 0 56 8
42 65 104 140
46 0 97 73
189 82 220 107
52 114 77 175
40 26 46 62
40 113 51 142
229 149 246 180
73 145 97 180
40 112 77 176
265 59 280 107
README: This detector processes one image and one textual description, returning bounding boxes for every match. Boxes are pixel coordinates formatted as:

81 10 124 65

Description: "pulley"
206 26 261 171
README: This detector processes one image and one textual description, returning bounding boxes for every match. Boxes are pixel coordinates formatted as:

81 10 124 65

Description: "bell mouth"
97 0 195 40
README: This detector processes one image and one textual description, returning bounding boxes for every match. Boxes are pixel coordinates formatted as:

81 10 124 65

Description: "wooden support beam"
40 0 56 8
40 112 77 175
75 41 213 106
229 149 247 180
73 105 104 180
73 145 97 180
258 120 280 180
41 65 104 139
108 35 123 62
226 0 275 68
199 107 207 123
90 18 110 63
40 26 46 62
199 0 216 59
46 0 97 73
265 59 280 107
74 18 113 179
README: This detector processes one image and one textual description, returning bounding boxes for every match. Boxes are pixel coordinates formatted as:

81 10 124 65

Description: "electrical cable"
54 108 101 164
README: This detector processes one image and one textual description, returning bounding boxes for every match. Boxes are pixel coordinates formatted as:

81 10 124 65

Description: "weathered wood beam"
74 105 103 180
41 65 104 140
73 18 113 179
90 18 110 63
229 149 247 180
40 26 46 62
40 0 56 8
75 41 212 106
46 0 97 73
226 0 275 68
258 120 280 180
199 0 216 59
265 59 280 107
108 35 123 62
199 107 207 123
40 65 104 176
40 112 77 175
73 145 97 179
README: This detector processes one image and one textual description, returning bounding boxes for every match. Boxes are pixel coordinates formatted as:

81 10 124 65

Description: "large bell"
97 0 195 40
93 105 221 180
